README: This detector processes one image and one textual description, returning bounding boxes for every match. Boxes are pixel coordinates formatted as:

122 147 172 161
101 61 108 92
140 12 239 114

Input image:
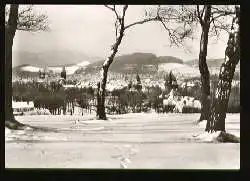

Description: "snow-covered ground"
5 113 240 169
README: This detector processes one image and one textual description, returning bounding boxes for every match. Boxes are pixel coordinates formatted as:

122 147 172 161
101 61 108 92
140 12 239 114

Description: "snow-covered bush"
163 95 201 113
24 108 51 115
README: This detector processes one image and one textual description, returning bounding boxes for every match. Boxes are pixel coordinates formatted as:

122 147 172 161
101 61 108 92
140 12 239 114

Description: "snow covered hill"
13 52 240 82
20 65 41 73
17 60 90 75
158 63 200 77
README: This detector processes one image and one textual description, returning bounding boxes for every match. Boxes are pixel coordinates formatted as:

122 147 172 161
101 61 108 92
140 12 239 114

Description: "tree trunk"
96 16 125 120
198 5 212 122
206 6 240 132
96 79 107 119
5 5 24 129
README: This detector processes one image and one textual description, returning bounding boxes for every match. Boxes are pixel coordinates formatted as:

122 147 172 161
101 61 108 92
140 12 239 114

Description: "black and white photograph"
5 4 240 169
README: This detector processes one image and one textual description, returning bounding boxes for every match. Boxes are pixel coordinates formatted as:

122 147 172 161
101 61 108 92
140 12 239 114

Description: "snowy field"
5 112 240 169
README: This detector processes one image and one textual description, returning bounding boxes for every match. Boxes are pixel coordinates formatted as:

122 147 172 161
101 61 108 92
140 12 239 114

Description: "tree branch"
105 5 121 24
18 5 33 17
158 16 184 47
213 18 231 33
17 13 49 32
124 16 159 30
209 11 235 23
200 5 205 19
197 5 204 26
104 5 115 11
122 5 128 19
210 12 223 39
211 6 235 15
6 5 50 32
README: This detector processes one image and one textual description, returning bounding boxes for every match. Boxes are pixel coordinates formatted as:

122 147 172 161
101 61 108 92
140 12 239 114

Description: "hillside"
155 56 183 64
186 58 225 68
186 58 240 69
185 58 240 77
158 63 200 78
13 60 90 78
12 50 101 67
12 51 240 82
12 64 39 78
77 53 184 74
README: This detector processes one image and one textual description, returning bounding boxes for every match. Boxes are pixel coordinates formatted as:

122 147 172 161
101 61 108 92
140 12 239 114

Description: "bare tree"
5 4 49 129
165 5 235 123
156 5 195 48
96 5 128 119
195 5 235 122
96 5 192 120
205 6 240 137
196 5 212 122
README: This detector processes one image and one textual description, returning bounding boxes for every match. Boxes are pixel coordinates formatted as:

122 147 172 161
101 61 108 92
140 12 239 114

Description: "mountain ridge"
12 50 102 68
13 52 238 80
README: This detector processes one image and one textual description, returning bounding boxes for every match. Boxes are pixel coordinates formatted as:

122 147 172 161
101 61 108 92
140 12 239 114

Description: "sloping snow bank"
192 131 240 143
191 120 240 143
192 131 221 143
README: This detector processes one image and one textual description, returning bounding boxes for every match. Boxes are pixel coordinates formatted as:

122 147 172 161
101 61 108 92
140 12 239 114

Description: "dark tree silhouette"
5 5 19 127
206 6 240 137
5 5 49 129
195 5 235 122
165 5 235 122
168 71 178 89
61 66 66 80
197 5 212 122
128 80 133 90
135 74 142 92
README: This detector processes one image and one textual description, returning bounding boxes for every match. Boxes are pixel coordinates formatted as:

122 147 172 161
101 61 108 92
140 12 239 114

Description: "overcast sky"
13 5 230 62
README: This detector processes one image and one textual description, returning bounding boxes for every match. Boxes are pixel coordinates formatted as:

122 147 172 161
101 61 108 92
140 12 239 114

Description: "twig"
211 14 219 38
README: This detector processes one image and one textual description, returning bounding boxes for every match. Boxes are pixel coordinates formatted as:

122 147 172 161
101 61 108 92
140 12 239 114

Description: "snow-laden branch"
18 5 33 17
6 5 49 32
17 13 49 32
